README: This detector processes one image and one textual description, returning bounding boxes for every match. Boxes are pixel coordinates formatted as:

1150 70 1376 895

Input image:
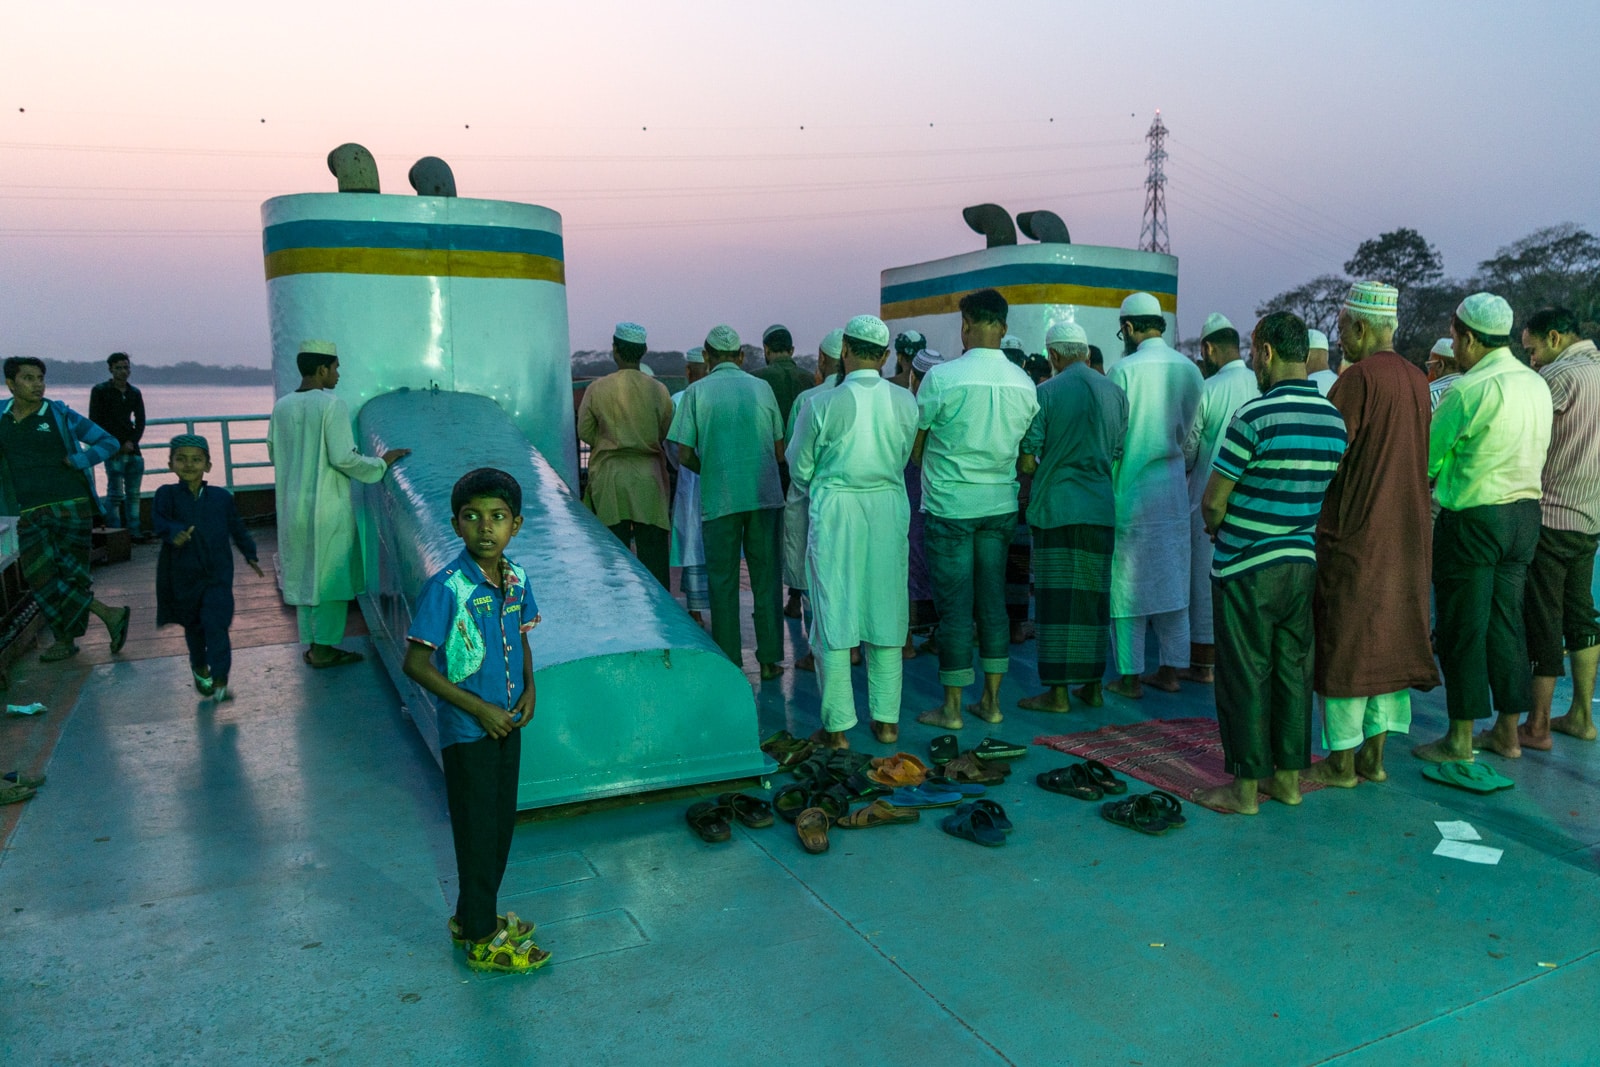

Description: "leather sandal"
795 807 831 854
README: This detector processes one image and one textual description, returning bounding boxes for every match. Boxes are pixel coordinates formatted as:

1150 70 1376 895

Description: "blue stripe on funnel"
263 219 564 259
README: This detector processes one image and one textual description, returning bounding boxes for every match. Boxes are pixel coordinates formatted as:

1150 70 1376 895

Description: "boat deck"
2 530 1598 1066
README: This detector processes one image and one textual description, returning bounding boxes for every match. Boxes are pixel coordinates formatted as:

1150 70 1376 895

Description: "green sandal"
466 928 551 973
449 912 537 947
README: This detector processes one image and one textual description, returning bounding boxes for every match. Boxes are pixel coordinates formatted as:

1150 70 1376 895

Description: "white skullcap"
704 324 741 353
1000 334 1025 352
912 348 948 375
844 314 890 348
1120 292 1163 318
1306 329 1329 351
684 346 705 365
1201 313 1234 339
1430 337 1455 359
894 330 926 352
613 321 647 345
1045 321 1088 347
818 329 845 360
638 363 656 377
1457 292 1514 336
762 323 790 344
299 340 337 357
1344 280 1399 317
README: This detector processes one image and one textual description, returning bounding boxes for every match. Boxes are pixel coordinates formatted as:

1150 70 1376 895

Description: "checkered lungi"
1032 523 1114 686
19 496 96 641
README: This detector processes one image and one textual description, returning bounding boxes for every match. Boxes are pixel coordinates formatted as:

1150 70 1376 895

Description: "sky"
3 0 1597 366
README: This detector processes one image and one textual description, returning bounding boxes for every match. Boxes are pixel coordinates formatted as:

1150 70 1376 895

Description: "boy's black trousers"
442 730 522 942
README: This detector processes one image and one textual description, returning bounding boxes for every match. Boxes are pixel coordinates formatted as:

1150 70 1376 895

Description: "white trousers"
818 644 902 732
1321 691 1412 751
1110 610 1190 675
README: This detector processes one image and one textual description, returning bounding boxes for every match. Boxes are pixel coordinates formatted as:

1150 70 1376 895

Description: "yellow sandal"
448 911 536 947
465 928 551 973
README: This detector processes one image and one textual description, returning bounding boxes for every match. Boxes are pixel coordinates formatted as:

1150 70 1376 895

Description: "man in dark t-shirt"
88 351 149 541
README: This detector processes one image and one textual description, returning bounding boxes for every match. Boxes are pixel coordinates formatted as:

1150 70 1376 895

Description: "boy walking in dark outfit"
403 468 549 973
153 435 263 702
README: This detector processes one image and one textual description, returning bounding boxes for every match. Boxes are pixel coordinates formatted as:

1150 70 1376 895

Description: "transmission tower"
1138 109 1170 254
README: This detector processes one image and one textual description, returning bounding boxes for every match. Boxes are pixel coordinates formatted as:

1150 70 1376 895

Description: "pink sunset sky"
3 0 1596 365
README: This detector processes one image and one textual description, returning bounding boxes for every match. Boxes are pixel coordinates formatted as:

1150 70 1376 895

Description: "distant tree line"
1257 222 1600 366
38 359 275 386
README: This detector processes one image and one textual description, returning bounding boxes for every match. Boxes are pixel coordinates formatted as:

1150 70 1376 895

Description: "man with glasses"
1426 338 1460 410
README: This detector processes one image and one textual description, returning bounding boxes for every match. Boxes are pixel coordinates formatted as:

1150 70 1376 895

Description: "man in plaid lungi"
1 357 130 661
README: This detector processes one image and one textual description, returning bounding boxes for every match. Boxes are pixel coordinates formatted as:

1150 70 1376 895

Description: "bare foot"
1413 737 1473 763
809 728 850 750
1354 747 1388 782
871 721 898 744
1018 690 1073 713
902 639 917 660
1141 667 1181 693
1516 725 1554 751
917 708 964 730
783 593 803 619
1474 730 1521 759
794 653 815 672
968 701 1003 725
1106 677 1144 700
760 663 784 681
1260 770 1303 806
850 647 863 666
1194 781 1259 815
1551 714 1598 741
1175 666 1214 685
1301 759 1359 788
1071 683 1105 707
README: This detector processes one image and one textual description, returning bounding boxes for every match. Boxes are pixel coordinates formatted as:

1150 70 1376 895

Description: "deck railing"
132 415 274 491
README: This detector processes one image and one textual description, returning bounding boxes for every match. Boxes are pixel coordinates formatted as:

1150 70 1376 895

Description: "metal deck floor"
3 582 1600 1065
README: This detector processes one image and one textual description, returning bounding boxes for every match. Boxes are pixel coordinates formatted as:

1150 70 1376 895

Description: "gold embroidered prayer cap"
1045 321 1088 347
818 329 845 360
844 314 890 348
704 324 741 354
1430 338 1454 358
1119 292 1163 318
684 346 705 365
1201 313 1234 341
613 321 647 345
1343 280 1398 317
1456 292 1514 336
1306 329 1329 351
298 340 337 357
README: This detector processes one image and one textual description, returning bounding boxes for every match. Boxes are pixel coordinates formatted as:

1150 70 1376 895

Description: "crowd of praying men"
576 283 1600 813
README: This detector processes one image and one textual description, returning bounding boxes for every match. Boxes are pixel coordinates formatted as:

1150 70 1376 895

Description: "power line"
1138 111 1169 254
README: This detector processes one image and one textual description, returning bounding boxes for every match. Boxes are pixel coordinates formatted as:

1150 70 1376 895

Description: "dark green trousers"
1213 562 1315 780
608 520 670 590
702 508 783 667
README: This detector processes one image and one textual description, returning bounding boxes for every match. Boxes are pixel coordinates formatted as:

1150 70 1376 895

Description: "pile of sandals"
1036 758 1187 835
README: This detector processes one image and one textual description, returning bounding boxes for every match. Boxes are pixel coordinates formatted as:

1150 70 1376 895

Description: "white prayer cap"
1119 292 1163 318
299 340 337 357
613 321 647 345
818 329 845 360
894 330 926 355
638 363 656 377
1344 280 1399 317
1201 313 1234 340
912 348 948 375
844 314 890 348
1000 334 1025 353
1456 292 1514 336
1045 321 1088 347
684 346 705 365
1430 337 1455 359
1306 329 1329 351
704 324 741 353
762 323 791 344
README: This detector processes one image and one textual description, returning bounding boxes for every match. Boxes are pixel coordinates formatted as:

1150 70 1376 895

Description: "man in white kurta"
267 341 407 667
669 348 709 622
1181 313 1259 683
1106 293 1203 699
790 317 919 746
783 329 843 670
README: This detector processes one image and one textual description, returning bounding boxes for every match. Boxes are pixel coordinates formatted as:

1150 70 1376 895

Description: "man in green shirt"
668 325 787 680
1414 293 1554 764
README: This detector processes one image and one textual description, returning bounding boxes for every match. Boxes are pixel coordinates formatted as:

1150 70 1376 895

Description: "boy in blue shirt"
152 434 262 703
403 468 549 973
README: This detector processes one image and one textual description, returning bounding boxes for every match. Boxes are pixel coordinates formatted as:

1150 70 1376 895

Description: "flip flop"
795 807 831 854
107 606 132 654
1100 794 1172 836
941 805 1006 847
811 784 852 820
715 792 774 829
867 753 929 787
1037 765 1101 800
0 784 36 806
836 799 922 829
39 642 78 663
972 737 1028 761
3 771 45 788
929 734 960 766
303 648 364 669
923 775 987 797
1422 760 1515 794
943 753 1007 785
841 771 893 801
964 798 1013 833
685 800 732 842
1082 759 1127 796
1141 789 1186 828
887 784 965 809
773 782 813 823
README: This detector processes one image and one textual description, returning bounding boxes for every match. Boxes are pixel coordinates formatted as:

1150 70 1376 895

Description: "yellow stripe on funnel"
265 247 566 283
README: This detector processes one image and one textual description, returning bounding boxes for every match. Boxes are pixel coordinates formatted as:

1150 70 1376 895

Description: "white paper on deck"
1433 840 1502 865
1435 821 1482 842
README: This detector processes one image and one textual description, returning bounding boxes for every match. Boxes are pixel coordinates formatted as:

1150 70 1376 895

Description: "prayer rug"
1033 716 1327 803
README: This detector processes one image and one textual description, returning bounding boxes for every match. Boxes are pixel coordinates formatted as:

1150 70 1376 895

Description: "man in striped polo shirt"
1194 312 1348 815
1517 307 1600 750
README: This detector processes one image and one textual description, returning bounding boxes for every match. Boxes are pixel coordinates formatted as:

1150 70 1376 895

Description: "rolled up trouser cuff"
938 667 976 688
979 656 1010 676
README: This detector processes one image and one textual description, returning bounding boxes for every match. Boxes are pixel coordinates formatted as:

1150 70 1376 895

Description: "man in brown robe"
1304 281 1440 787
